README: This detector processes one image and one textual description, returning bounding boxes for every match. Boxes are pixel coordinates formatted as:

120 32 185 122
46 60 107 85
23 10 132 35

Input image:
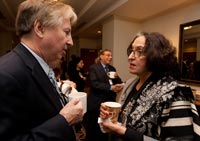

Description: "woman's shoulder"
125 75 139 84
174 84 194 100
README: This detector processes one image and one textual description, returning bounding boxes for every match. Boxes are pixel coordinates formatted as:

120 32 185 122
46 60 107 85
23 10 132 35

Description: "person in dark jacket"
0 0 83 140
84 49 124 141
68 57 87 92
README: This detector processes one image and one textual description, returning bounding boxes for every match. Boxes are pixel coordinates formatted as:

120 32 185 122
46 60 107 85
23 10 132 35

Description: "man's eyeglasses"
127 48 144 58
103 54 112 57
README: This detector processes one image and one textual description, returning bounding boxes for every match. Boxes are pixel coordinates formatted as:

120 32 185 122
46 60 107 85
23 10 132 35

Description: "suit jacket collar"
97 62 109 79
118 76 139 104
13 43 63 111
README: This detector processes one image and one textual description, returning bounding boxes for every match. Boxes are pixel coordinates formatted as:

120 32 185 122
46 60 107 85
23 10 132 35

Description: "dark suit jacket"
87 62 123 112
0 43 76 141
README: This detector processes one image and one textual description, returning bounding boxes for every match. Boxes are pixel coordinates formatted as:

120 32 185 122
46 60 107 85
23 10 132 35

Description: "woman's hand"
100 103 109 119
100 120 126 135
100 103 126 135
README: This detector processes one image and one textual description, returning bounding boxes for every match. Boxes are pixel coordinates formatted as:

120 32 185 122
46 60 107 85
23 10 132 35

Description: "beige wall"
141 2 200 55
79 38 101 50
102 16 141 82
102 17 115 53
67 37 101 61
113 17 140 81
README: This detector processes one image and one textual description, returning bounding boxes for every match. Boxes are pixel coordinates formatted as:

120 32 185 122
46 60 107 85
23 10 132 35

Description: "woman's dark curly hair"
127 32 180 79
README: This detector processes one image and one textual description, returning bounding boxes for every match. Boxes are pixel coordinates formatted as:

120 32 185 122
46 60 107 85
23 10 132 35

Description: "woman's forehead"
132 36 146 49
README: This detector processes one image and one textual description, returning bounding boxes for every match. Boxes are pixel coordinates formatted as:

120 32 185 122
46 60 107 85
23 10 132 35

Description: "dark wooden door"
80 48 99 73
80 49 99 90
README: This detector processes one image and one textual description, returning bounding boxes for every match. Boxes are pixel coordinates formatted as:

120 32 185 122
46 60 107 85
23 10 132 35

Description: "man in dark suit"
0 0 83 141
84 49 124 141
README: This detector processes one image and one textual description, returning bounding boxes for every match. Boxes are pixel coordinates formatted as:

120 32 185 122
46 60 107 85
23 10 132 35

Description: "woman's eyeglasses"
127 48 144 58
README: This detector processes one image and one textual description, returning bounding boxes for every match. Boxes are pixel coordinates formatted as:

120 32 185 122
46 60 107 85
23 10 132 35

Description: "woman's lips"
129 63 136 69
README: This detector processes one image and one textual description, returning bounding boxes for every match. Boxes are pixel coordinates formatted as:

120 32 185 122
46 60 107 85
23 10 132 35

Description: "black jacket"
0 43 75 141
87 62 123 112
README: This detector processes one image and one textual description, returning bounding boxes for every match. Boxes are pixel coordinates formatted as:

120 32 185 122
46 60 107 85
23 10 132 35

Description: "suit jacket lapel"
119 77 139 104
32 65 63 111
97 62 108 80
13 43 62 111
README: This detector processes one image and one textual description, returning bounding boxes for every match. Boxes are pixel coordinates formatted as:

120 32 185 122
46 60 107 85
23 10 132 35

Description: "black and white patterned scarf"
118 75 200 140
119 75 177 127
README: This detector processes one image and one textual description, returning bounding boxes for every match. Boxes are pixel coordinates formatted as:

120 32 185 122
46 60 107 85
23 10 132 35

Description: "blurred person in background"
53 66 77 95
67 54 77 78
84 49 124 141
68 57 87 92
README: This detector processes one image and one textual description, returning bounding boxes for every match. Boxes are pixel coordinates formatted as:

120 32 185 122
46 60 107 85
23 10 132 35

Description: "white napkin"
98 117 122 133
57 81 78 95
98 117 111 133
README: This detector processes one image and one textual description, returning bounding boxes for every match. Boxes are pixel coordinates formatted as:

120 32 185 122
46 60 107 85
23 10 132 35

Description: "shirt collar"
21 42 50 75
100 62 107 68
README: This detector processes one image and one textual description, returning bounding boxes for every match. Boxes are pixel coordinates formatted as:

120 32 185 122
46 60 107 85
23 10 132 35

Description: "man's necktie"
105 65 113 85
48 69 68 106
48 69 78 138
105 65 109 73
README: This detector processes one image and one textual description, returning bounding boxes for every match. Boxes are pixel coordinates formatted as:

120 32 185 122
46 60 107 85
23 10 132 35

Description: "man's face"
40 20 73 68
100 51 112 65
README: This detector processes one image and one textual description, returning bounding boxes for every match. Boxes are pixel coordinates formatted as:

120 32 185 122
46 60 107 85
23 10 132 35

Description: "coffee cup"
107 71 116 79
104 101 121 123
68 92 87 114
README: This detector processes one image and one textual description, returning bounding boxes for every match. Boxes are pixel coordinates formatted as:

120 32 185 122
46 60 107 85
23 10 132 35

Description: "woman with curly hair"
100 32 200 141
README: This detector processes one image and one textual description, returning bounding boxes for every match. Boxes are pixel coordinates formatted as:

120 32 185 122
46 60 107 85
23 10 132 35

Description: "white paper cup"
107 71 116 79
104 101 121 123
69 92 87 114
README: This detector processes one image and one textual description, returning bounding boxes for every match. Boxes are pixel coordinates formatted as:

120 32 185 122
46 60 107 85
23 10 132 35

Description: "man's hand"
111 83 124 92
59 99 83 126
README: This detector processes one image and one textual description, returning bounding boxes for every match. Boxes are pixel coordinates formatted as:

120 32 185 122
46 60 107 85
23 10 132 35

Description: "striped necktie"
105 65 109 73
48 70 77 138
48 69 68 106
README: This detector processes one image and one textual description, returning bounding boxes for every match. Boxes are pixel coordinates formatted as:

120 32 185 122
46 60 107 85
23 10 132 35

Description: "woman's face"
77 60 84 69
128 36 148 76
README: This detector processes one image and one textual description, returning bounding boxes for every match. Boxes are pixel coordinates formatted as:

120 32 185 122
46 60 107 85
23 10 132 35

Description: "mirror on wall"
179 19 200 84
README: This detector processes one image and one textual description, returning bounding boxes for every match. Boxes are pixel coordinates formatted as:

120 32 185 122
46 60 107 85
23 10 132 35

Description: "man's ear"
33 19 44 38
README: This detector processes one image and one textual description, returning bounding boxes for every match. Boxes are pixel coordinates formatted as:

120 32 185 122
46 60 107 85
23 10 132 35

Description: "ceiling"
0 0 199 39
